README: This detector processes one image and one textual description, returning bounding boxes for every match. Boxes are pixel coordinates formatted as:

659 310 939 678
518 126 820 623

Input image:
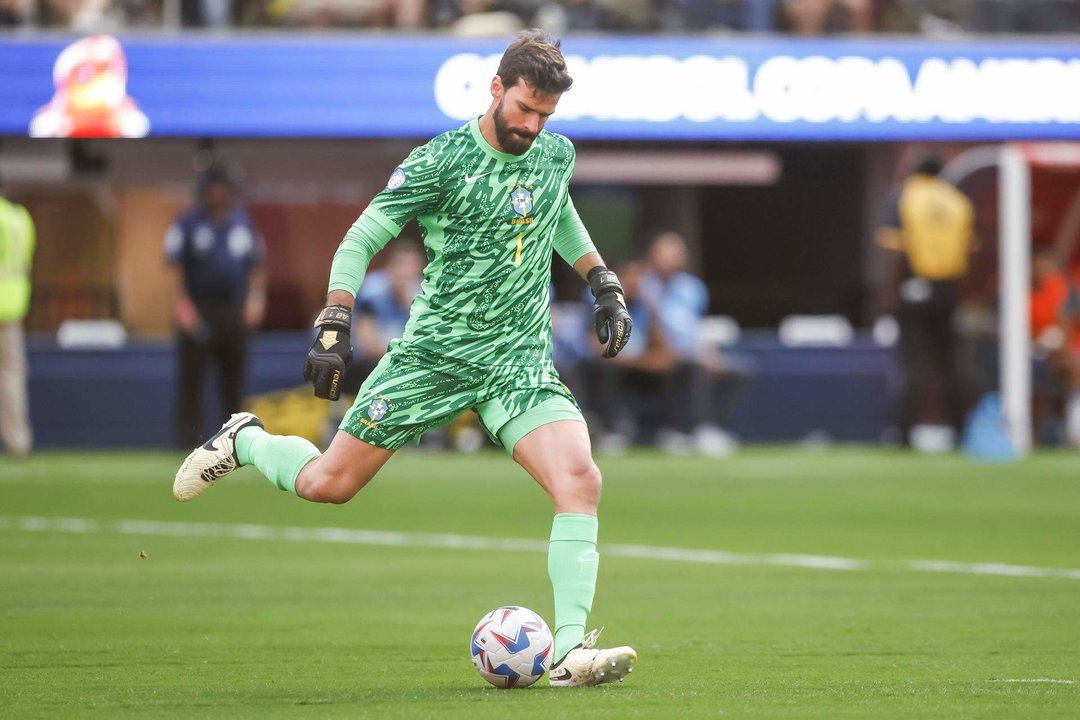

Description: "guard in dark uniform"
164 164 266 447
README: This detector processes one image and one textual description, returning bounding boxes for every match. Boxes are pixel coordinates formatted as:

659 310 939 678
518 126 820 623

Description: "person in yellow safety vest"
876 155 978 449
0 192 35 456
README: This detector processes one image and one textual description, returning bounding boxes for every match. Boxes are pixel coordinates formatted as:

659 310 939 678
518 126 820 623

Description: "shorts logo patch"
367 397 391 422
387 167 406 190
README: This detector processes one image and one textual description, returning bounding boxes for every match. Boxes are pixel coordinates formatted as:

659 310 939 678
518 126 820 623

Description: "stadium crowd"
3 0 1079 34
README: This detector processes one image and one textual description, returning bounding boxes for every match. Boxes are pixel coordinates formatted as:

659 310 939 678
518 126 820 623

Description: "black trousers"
896 299 972 445
175 305 248 448
585 360 748 444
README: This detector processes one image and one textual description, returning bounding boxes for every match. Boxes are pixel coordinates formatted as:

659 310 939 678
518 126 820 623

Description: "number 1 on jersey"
515 231 524 266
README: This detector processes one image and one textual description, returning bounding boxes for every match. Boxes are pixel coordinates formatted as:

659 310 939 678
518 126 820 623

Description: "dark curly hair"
497 29 573 95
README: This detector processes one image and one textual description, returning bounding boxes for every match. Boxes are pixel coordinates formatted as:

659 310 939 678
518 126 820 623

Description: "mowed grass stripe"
4 514 1080 581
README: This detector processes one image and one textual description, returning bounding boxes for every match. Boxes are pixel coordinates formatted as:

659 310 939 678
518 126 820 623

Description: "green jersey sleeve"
552 148 595 267
364 145 443 235
553 195 595 267
327 212 396 296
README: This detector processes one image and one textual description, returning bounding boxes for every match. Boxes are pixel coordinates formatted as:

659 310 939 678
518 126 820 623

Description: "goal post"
999 145 1032 456
944 142 1080 457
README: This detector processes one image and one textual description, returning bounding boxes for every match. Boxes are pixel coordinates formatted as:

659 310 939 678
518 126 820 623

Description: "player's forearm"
573 252 605 280
327 211 396 298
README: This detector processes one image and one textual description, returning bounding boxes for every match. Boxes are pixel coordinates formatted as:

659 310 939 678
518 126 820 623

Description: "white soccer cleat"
548 628 637 687
173 412 263 502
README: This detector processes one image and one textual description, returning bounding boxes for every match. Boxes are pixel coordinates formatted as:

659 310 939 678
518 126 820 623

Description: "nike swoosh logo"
201 415 244 452
464 172 492 184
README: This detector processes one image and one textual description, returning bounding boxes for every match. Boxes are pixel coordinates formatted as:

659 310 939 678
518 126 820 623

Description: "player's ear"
490 75 504 101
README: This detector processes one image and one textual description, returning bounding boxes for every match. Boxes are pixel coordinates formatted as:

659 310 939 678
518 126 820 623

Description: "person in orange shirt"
1030 247 1080 445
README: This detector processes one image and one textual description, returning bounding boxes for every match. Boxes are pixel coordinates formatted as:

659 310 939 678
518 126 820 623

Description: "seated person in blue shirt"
583 259 682 451
341 239 424 394
639 230 749 456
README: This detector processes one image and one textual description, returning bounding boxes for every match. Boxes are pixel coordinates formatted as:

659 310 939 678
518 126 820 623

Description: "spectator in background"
268 0 426 28
971 0 1076 34
164 162 267 448
0 0 32 25
664 0 777 32
430 0 530 33
0 191 36 457
532 0 618 33
182 0 234 27
342 239 424 395
780 0 871 34
585 259 678 453
876 155 976 449
1029 247 1080 445
640 230 747 456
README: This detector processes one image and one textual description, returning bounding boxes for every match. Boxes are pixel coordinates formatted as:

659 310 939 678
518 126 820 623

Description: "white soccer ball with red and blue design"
470 606 553 688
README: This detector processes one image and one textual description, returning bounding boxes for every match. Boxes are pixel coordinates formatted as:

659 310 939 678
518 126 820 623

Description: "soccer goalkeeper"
173 29 635 687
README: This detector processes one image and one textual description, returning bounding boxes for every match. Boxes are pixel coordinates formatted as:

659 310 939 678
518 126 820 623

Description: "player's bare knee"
569 458 602 506
319 483 358 507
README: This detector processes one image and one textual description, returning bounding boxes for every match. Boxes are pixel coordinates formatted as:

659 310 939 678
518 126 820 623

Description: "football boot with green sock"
173 412 263 501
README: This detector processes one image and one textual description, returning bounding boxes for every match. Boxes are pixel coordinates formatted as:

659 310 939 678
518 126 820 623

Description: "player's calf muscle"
296 475 360 504
295 460 372 504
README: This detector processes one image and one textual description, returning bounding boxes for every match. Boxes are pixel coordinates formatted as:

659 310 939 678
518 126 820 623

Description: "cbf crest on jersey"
510 185 533 217
510 185 534 227
367 397 390 422
387 167 406 190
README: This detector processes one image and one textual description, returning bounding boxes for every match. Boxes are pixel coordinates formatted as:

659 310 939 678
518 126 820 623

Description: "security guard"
164 163 266 448
877 155 976 447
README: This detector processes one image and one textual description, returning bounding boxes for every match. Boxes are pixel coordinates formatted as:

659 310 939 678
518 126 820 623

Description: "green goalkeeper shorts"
340 340 584 455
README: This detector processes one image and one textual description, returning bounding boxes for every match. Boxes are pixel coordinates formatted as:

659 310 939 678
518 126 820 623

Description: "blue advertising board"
1 33 1078 141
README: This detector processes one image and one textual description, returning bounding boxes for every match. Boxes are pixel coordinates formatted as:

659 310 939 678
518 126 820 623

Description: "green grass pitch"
2 448 1079 718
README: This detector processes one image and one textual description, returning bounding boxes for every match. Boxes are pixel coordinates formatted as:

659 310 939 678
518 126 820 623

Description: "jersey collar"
469 116 538 164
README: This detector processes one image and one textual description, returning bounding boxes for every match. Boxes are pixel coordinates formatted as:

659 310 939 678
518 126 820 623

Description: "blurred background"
2 1 1080 457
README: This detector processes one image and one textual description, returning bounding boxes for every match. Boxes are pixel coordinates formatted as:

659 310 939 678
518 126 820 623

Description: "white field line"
907 559 1080 581
988 679 1076 684
3 516 1080 581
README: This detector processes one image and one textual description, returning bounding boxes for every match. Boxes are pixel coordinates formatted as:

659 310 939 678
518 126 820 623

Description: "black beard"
493 101 536 155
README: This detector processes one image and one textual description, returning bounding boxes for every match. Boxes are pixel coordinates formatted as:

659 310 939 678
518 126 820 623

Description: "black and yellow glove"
303 304 352 400
588 266 632 358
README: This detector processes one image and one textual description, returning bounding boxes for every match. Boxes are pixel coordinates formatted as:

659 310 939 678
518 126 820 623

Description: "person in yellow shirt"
0 191 35 456
876 155 977 448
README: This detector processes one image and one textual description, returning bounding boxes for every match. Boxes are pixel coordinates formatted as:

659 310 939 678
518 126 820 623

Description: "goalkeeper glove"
303 304 352 400
588 266 632 358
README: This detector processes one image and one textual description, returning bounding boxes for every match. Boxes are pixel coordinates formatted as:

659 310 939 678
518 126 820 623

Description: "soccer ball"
470 606 553 688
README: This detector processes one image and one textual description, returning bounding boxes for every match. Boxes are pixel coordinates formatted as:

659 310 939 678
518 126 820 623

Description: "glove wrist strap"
587 266 622 298
314 304 352 331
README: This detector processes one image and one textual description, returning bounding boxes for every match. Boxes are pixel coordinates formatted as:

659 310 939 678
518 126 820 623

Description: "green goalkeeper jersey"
348 117 595 368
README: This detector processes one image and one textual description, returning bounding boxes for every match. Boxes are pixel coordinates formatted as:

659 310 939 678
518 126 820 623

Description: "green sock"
548 513 600 661
235 426 320 495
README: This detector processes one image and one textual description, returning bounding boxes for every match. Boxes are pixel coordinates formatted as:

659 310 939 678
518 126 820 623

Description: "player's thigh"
502 400 600 512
